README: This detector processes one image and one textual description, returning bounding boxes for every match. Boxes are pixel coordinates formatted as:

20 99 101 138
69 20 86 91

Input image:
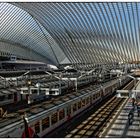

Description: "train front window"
73 103 77 112
0 95 5 101
86 97 89 104
51 112 58 125
32 89 37 94
90 96 92 103
40 90 45 95
95 94 97 98
42 117 49 131
8 94 13 99
34 121 40 134
93 95 95 100
78 101 81 109
59 109 65 120
49 91 55 95
66 106 71 115
82 99 86 107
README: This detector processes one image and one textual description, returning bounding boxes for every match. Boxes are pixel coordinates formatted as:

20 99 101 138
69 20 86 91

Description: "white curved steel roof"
1 2 140 69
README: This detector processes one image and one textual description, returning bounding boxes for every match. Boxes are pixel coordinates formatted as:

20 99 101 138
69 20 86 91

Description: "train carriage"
0 76 131 137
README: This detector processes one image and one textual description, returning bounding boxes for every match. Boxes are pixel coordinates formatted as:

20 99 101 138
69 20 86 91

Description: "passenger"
136 105 140 117
132 98 135 107
128 110 134 125
138 110 140 117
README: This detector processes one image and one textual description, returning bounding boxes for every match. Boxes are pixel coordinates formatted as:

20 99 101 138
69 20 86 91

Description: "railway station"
0 1 140 138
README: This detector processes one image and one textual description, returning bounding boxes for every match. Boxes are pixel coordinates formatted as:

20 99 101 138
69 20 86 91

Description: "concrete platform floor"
105 99 140 138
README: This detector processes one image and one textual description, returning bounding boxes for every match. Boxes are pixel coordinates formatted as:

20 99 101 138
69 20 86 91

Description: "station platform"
136 81 140 90
105 99 140 138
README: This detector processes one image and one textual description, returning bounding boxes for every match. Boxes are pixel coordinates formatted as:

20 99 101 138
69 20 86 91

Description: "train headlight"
35 83 41 88
27 81 32 86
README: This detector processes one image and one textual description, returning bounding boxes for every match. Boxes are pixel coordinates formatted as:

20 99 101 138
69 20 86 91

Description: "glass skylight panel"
1 2 140 68
1 3 63 65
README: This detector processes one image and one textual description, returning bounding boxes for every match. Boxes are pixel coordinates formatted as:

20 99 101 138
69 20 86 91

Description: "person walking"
128 110 134 125
136 105 140 117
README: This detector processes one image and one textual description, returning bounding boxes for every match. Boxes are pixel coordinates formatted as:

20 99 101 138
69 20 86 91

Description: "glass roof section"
1 3 67 66
1 2 140 69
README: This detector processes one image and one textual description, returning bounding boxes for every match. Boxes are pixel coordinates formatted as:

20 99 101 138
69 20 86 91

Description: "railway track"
0 77 119 137
123 79 135 90
64 96 124 138
1 77 130 114
44 79 133 138
61 80 134 138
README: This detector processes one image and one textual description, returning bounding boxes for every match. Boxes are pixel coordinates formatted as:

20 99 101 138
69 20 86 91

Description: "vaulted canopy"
1 2 140 69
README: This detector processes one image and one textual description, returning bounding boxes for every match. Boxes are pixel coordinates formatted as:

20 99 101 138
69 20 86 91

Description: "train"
0 74 98 106
0 75 131 137
0 73 59 106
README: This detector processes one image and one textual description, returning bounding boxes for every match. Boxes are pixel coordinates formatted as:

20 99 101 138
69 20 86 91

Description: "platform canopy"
1 2 140 69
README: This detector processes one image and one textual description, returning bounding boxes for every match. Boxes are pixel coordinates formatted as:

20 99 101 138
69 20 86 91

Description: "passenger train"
0 75 130 137
0 74 97 106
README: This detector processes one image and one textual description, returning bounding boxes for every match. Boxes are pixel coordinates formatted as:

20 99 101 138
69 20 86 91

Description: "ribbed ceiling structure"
1 3 67 66
1 2 140 70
